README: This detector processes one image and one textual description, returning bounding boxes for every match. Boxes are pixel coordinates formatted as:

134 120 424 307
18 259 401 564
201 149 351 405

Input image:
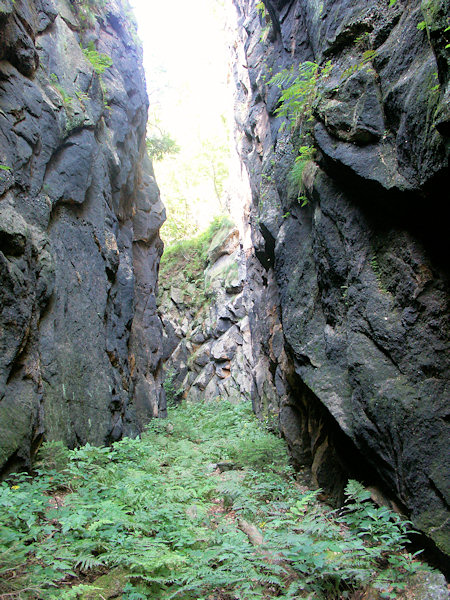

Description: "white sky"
129 0 231 147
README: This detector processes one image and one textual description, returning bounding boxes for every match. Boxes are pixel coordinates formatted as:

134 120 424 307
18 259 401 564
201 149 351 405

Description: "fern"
82 41 113 74
0 402 432 600
270 60 332 131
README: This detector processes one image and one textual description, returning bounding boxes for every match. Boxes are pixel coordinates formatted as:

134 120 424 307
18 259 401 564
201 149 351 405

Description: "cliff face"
0 0 165 472
230 0 450 558
159 220 253 407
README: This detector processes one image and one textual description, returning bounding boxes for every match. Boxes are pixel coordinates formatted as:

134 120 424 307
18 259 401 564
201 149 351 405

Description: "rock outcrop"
0 0 165 472
230 0 450 561
159 220 253 407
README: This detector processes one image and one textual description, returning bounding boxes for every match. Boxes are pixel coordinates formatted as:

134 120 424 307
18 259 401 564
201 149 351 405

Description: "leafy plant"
146 132 180 162
163 367 184 406
270 60 332 131
341 49 377 79
289 145 316 204
0 400 433 599
269 61 332 204
82 41 113 74
70 0 106 28
0 164 11 171
49 73 73 108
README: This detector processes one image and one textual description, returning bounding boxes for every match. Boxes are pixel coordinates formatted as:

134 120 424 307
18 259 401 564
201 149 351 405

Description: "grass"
0 400 432 600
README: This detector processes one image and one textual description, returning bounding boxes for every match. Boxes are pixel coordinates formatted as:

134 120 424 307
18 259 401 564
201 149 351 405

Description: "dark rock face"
0 0 165 471
231 0 450 559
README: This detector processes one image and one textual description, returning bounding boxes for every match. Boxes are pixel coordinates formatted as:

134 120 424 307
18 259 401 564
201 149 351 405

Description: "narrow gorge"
0 0 449 597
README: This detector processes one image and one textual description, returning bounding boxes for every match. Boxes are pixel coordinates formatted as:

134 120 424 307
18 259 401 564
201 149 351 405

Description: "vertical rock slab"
230 0 450 561
0 0 165 471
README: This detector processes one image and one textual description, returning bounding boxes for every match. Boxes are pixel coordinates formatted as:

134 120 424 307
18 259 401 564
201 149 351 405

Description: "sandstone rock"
216 361 232 379
230 0 450 564
192 343 212 368
207 225 238 265
403 571 449 600
211 326 243 361
0 0 165 471
192 364 215 392
170 287 185 307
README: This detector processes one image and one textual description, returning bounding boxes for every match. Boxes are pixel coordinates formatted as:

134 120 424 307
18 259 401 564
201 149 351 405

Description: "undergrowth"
158 215 234 313
0 400 431 599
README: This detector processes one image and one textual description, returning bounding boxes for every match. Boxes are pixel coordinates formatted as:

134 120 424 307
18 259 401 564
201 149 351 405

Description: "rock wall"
0 0 165 473
230 0 450 560
159 222 254 407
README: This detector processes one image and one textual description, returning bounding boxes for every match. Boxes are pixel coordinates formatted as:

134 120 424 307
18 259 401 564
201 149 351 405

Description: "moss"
80 568 128 599
158 215 234 314
207 218 234 262
205 259 239 292
414 508 450 555
0 0 14 17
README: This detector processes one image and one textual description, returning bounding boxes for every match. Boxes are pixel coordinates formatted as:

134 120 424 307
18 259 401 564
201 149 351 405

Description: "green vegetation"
163 366 184 406
70 0 107 28
416 0 450 46
288 145 316 205
81 41 113 74
158 215 234 313
268 40 381 204
0 165 11 171
269 61 332 203
49 73 74 108
270 61 332 131
256 1 271 42
146 131 180 162
156 128 231 244
341 49 377 80
79 42 112 113
0 400 430 599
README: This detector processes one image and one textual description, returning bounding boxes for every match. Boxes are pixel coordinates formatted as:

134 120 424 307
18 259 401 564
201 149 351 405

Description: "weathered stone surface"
230 0 450 563
403 571 449 600
160 231 253 406
0 0 165 471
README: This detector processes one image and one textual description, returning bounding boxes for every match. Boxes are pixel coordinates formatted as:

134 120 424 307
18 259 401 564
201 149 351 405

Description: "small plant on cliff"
82 41 113 74
289 145 316 205
0 164 11 174
70 0 106 28
269 61 332 204
163 366 184 406
269 60 333 132
49 73 74 109
256 1 271 42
